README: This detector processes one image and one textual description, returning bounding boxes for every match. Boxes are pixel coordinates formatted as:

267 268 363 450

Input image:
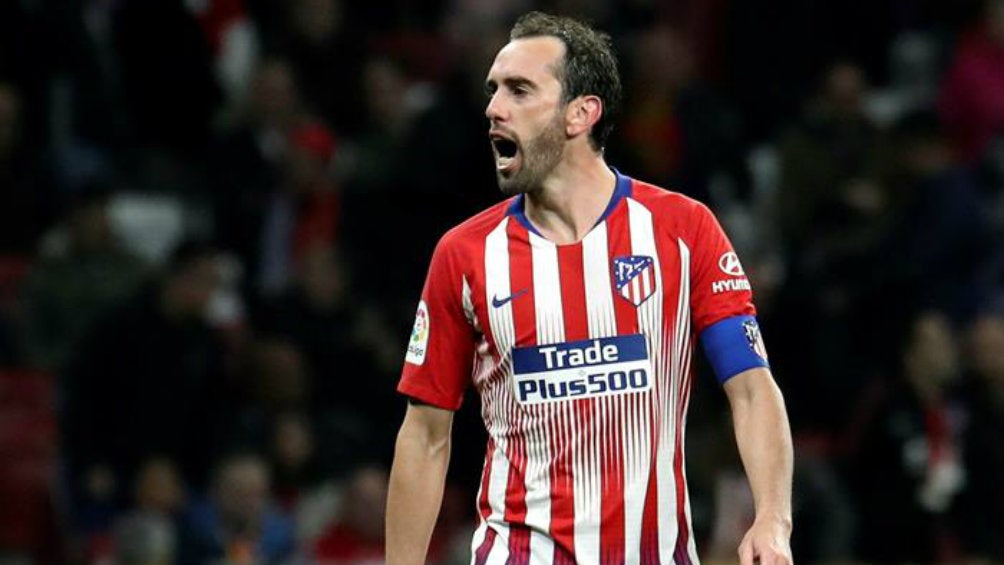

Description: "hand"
738 517 792 565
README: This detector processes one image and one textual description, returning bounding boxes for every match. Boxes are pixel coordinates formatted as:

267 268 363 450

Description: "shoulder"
626 177 716 231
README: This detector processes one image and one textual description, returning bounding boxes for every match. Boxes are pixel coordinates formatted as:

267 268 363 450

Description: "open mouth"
491 133 520 173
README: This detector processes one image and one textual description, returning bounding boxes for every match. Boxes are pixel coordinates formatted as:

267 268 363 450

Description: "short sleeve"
685 203 770 383
397 236 476 410
688 202 757 332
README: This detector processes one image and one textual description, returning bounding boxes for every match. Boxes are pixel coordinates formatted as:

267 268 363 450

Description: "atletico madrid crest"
612 255 655 306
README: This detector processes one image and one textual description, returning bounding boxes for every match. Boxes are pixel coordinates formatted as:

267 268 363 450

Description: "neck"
523 150 617 245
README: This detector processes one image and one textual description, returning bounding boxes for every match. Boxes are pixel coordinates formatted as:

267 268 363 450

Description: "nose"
485 91 506 122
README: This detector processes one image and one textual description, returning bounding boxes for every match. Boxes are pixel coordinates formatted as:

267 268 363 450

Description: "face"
485 37 569 195
216 458 269 529
169 256 223 319
904 313 959 388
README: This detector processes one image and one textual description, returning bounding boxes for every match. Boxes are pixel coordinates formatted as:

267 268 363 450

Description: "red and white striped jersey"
399 171 758 565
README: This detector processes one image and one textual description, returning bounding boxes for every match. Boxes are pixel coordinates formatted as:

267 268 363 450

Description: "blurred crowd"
1 0 1003 564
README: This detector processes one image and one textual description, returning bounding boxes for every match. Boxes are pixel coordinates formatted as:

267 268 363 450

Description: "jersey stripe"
671 238 694 565
574 223 616 564
624 198 660 565
601 204 635 563
551 243 588 560
483 217 516 562
502 219 535 563
524 230 562 563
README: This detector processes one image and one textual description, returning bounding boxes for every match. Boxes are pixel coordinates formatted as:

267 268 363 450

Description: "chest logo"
612 255 656 306
512 334 652 405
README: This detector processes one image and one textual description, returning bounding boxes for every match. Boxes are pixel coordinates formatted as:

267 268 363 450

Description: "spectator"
614 23 742 205
777 62 886 249
133 456 189 519
958 310 1004 560
770 63 896 435
253 245 398 412
62 240 231 505
21 188 148 371
256 122 339 295
850 311 966 564
268 411 320 512
266 0 366 135
211 57 307 283
112 512 177 565
311 466 387 565
178 452 295 565
939 0 1004 162
881 111 995 321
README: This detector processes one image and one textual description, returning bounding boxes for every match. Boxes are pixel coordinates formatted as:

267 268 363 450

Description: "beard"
496 113 567 196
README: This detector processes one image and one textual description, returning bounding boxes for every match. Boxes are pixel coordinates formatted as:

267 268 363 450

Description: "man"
386 12 793 565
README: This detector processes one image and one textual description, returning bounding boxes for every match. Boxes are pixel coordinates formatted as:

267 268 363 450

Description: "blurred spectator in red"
62 240 232 509
257 122 339 295
939 0 1004 162
178 452 294 565
20 188 148 371
957 310 1004 561
614 23 742 204
311 465 387 565
850 312 966 564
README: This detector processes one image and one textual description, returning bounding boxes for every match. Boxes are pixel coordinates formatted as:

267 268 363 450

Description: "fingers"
738 537 756 565
755 543 793 565
739 535 793 565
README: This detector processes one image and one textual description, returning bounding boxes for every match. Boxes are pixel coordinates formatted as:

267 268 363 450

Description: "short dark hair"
510 11 622 152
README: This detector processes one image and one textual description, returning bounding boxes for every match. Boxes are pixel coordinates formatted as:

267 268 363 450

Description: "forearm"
385 418 452 564
729 372 793 527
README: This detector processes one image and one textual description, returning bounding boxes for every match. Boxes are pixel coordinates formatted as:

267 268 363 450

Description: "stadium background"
1 0 1003 563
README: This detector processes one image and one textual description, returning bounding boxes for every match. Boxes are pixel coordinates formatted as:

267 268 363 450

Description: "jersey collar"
506 168 633 238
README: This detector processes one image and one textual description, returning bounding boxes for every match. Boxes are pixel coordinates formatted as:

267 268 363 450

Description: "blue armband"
699 315 770 384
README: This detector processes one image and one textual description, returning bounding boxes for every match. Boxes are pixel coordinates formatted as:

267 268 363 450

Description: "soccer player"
386 12 793 565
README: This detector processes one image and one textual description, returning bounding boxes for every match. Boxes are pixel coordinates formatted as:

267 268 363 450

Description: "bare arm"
386 401 454 564
723 367 794 565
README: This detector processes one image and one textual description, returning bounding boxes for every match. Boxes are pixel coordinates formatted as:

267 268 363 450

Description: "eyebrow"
484 76 536 94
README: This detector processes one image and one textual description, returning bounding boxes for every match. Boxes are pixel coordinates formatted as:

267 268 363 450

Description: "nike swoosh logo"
492 288 528 308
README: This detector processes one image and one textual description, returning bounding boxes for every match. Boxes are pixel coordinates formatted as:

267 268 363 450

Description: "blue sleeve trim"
699 315 770 384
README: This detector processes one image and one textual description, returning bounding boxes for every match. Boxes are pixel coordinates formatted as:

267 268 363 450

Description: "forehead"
487 36 565 85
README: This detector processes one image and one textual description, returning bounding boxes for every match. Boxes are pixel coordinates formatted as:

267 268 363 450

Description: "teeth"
497 156 514 170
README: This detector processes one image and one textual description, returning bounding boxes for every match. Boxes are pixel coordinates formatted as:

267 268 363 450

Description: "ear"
565 95 603 139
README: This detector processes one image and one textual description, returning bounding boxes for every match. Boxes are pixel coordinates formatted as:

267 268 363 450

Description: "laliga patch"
512 334 653 405
742 319 769 362
612 255 656 306
405 300 430 365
